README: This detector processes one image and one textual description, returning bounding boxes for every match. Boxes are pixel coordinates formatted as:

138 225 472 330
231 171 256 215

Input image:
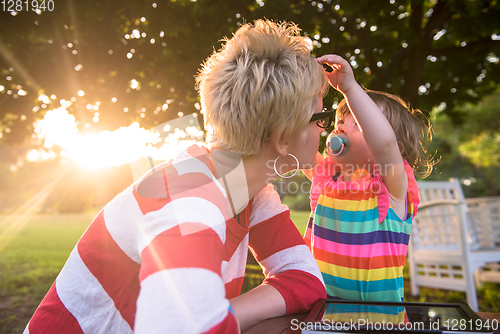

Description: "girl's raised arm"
316 54 407 202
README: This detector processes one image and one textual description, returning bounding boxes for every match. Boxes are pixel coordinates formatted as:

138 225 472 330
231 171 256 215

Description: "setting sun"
29 103 205 170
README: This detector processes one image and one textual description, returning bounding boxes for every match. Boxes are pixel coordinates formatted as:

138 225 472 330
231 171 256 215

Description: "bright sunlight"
28 100 205 170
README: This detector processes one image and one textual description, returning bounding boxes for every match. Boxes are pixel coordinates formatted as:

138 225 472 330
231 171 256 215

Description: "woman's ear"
271 133 289 157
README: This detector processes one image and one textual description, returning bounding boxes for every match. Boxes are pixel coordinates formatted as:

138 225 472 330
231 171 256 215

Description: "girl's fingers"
317 58 346 75
316 54 345 64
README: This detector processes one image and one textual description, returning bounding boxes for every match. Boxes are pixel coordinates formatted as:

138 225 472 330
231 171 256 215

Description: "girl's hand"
316 55 358 96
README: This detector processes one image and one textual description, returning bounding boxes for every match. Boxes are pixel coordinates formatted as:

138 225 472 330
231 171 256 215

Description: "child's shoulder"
403 160 420 210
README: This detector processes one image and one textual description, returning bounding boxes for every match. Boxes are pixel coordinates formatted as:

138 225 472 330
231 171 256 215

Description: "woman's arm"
234 184 326 330
230 284 286 331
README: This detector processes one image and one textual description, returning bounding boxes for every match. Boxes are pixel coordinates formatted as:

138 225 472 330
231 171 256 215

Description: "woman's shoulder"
251 183 283 210
249 184 289 227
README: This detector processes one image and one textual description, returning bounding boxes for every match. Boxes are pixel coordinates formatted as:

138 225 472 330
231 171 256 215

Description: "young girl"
304 54 433 302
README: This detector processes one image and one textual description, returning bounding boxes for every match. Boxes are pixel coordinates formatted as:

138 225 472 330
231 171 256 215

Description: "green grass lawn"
0 210 499 333
0 211 95 333
289 210 310 236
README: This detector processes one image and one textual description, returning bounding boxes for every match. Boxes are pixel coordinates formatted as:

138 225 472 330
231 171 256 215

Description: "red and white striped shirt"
24 144 325 334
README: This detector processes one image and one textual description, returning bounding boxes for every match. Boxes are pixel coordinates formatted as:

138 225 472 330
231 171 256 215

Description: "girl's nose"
334 125 346 134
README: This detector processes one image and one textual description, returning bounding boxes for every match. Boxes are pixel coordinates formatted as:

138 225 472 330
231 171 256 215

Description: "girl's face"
332 113 374 173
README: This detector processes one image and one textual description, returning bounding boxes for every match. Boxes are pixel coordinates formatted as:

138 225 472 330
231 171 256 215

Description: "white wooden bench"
408 179 500 311
466 196 500 285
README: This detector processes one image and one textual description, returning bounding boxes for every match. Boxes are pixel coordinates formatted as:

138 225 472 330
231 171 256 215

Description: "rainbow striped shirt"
304 160 419 302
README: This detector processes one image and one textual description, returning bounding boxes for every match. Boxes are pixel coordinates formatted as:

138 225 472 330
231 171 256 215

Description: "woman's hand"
316 55 359 96
230 284 286 332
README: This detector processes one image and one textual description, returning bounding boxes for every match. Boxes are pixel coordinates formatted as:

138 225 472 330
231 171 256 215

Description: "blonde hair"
336 90 435 177
196 19 327 155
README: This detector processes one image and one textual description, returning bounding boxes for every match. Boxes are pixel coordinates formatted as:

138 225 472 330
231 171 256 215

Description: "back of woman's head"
196 19 327 155
336 90 435 177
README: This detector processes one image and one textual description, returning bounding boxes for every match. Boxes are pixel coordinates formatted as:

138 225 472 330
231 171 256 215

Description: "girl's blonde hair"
196 19 328 155
337 90 435 177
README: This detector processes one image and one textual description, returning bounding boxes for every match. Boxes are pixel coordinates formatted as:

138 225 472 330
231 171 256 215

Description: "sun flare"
29 103 205 170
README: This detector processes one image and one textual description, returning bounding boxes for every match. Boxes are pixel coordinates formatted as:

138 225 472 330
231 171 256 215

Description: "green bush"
282 193 311 212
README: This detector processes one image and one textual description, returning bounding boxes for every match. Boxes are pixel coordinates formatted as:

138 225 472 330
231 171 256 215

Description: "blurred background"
0 0 499 332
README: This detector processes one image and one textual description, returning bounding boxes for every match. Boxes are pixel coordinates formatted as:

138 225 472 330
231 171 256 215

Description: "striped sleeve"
134 152 239 333
249 184 326 315
370 159 420 223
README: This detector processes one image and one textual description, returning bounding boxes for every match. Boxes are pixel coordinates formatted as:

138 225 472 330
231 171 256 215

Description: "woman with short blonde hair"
197 19 328 156
26 19 330 334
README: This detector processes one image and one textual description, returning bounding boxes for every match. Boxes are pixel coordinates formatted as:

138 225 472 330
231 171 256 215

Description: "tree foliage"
457 90 500 169
0 0 499 160
428 86 500 196
291 0 500 115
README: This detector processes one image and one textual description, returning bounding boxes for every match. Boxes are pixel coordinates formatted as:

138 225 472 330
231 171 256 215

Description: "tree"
0 0 238 146
269 0 500 117
429 86 500 196
0 0 499 150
